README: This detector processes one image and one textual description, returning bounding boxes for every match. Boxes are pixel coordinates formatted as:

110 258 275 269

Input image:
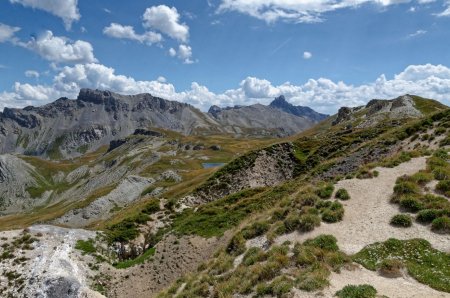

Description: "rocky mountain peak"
77 88 118 104
269 95 328 122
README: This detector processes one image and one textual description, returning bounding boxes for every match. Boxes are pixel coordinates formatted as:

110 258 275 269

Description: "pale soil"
294 264 450 298
277 157 450 297
108 233 231 298
276 157 450 254
0 225 102 298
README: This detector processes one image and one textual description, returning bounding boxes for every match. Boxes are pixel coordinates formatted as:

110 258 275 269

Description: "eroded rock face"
332 107 354 126
180 142 299 206
332 95 423 127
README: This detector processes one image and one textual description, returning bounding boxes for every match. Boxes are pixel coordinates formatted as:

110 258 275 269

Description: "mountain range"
0 89 327 159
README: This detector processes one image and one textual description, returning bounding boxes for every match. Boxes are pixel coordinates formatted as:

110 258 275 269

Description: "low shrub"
298 214 321 232
431 217 450 234
335 284 377 298
432 167 450 180
436 180 450 196
394 181 420 195
242 247 266 266
335 188 350 200
75 239 96 255
399 197 423 212
411 171 434 185
390 214 412 227
304 234 338 252
226 234 246 256
316 183 334 199
142 199 160 214
416 209 443 223
241 221 269 240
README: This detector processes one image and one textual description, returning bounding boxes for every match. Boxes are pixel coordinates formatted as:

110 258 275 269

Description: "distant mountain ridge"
0 89 322 159
269 95 329 122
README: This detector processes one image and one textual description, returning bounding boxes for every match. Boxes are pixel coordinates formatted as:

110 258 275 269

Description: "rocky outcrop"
332 95 423 127
180 142 299 206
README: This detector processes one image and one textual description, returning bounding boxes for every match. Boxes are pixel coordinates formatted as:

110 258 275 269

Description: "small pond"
202 162 226 169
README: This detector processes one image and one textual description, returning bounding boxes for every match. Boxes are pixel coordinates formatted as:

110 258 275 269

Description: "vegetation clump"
75 239 96 255
316 183 334 199
335 284 377 298
390 214 412 227
335 188 350 200
354 238 450 292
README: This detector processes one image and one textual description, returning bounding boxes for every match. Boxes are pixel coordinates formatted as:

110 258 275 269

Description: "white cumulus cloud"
20 31 97 64
303 51 312 59
143 5 189 42
103 23 162 45
218 0 449 23
9 0 80 30
25 70 39 78
2 63 450 114
0 23 20 43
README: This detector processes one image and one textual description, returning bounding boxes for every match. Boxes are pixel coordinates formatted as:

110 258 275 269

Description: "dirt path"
293 264 450 298
277 157 450 254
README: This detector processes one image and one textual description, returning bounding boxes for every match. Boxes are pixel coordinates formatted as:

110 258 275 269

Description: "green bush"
256 276 293 297
242 247 266 266
321 201 344 223
416 209 443 223
411 171 434 185
432 167 450 180
226 233 246 256
284 213 301 232
335 188 350 200
431 217 450 234
390 214 412 227
316 183 335 199
75 239 96 255
304 234 338 252
298 214 321 232
436 180 450 195
335 284 377 298
394 181 420 195
399 197 423 212
142 199 160 214
241 221 270 240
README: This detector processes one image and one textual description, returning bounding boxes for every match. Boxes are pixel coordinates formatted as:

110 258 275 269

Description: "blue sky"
0 0 450 113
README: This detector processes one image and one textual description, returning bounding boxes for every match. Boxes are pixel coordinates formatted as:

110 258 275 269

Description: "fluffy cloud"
25 70 39 78
21 31 97 64
2 63 450 114
103 5 193 62
9 0 80 30
0 23 20 43
143 5 189 42
169 45 194 64
303 51 312 59
103 23 162 45
218 0 449 23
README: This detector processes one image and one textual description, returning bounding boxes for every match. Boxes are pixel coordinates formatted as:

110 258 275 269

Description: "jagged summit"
269 95 329 122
